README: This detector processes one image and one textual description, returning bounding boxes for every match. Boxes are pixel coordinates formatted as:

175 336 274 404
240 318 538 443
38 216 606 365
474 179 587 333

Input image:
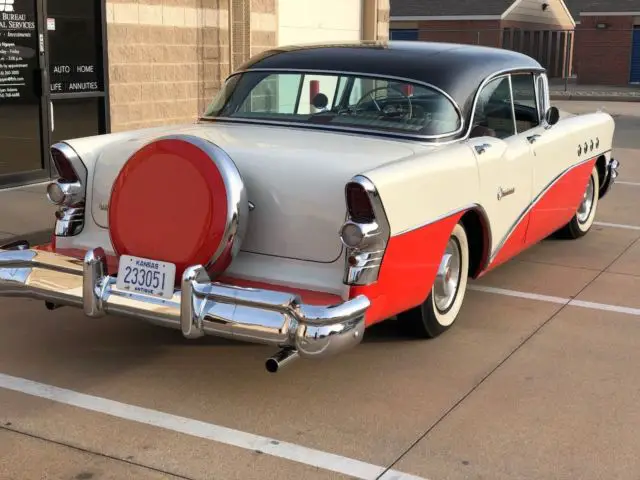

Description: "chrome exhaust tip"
45 301 62 311
265 348 299 373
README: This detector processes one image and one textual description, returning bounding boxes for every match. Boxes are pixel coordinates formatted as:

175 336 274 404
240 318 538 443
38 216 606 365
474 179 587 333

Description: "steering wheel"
353 85 413 119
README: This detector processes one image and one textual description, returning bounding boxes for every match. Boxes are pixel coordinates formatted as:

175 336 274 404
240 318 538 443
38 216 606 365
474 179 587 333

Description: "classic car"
0 41 619 372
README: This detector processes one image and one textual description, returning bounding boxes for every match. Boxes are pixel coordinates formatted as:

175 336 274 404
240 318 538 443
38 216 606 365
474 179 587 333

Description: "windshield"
202 71 462 138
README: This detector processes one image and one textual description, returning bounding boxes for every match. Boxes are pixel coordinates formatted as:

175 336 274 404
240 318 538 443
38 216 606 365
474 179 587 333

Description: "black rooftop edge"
237 41 545 124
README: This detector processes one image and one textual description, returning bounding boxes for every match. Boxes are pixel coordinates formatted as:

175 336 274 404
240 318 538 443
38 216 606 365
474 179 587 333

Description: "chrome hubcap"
577 176 595 224
434 238 461 312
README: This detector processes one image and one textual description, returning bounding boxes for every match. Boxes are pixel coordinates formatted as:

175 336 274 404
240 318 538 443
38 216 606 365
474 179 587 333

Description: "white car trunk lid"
91 123 421 263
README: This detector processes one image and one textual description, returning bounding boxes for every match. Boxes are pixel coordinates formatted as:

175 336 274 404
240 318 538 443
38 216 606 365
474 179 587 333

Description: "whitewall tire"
557 166 600 239
398 222 469 338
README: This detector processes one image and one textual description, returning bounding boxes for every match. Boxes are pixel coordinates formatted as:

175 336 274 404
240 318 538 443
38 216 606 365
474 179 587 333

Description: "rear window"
203 71 462 138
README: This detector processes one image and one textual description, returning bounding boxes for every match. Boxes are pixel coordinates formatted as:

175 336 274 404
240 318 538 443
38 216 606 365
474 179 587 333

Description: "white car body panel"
57 123 436 297
86 123 422 263
527 112 615 195
468 132 535 254
57 110 615 297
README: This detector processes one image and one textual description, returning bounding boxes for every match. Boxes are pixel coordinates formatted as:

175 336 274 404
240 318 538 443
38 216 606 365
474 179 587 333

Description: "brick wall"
416 20 502 48
574 15 634 85
105 0 277 133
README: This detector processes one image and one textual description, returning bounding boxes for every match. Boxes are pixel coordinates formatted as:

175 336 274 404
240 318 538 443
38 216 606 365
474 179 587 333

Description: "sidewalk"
549 81 640 102
0 182 56 247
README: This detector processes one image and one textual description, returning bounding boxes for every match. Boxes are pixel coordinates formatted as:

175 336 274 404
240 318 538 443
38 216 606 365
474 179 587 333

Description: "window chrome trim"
507 75 518 136
203 68 465 141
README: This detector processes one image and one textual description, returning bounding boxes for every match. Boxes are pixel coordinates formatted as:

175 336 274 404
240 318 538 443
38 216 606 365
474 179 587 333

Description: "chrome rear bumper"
0 244 369 371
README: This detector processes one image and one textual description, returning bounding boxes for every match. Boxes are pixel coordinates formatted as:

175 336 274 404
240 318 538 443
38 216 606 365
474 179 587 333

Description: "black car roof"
238 41 545 124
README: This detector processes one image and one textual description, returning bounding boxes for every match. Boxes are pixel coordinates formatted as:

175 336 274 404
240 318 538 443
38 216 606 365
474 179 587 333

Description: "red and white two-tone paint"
0 42 619 371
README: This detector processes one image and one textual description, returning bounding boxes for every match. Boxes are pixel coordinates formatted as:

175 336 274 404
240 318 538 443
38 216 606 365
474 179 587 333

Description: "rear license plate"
116 255 176 300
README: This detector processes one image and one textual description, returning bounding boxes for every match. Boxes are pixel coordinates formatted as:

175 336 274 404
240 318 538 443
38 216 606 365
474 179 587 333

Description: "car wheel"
556 166 600 240
398 222 469 338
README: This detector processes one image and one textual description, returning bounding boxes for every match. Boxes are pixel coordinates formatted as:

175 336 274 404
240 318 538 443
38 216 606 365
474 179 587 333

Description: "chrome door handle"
527 134 541 144
474 143 492 155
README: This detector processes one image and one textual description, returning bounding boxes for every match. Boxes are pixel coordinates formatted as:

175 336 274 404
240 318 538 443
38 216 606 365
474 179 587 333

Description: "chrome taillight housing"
47 143 87 237
340 176 390 286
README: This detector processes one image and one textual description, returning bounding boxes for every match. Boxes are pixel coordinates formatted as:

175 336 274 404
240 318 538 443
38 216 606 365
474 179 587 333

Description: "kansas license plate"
116 255 176 300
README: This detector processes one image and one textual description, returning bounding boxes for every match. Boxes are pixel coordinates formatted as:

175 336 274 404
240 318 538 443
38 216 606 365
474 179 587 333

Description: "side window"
472 76 515 140
510 73 540 132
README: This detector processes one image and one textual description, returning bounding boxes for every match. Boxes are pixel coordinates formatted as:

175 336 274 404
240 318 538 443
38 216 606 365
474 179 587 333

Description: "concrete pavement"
0 181 56 246
550 81 640 102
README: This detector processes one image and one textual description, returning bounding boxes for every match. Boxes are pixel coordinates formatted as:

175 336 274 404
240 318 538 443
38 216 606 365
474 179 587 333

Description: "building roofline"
580 11 640 16
556 0 577 27
391 0 575 27
390 15 502 21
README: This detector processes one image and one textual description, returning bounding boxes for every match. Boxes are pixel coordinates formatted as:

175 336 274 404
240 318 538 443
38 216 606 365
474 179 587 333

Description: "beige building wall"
362 0 390 41
377 0 390 41
105 0 385 133
277 0 363 45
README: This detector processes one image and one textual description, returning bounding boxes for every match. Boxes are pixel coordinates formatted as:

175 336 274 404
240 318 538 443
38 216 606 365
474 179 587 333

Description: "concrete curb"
1 229 53 249
551 93 640 102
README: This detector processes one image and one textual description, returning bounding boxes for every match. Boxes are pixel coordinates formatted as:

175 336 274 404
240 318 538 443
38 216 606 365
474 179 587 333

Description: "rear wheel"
398 223 469 338
556 166 599 240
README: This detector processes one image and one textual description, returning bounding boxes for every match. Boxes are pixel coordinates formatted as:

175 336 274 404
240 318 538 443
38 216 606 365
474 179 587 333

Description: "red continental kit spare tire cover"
108 136 245 282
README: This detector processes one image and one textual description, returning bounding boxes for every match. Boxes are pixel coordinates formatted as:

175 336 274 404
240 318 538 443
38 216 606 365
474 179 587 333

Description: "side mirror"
544 106 560 127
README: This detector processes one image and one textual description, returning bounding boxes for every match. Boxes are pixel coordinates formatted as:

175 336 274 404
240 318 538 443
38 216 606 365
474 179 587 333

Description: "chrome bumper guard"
0 245 369 372
600 157 620 199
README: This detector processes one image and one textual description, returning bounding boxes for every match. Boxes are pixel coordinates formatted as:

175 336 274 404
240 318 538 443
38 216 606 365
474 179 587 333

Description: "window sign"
0 0 38 102
48 5 103 94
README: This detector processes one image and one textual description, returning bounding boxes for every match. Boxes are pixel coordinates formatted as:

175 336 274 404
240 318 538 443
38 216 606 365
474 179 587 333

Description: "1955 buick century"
0 41 619 372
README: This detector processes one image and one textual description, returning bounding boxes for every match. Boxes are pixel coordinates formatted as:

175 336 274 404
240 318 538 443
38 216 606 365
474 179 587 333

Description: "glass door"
0 0 51 188
45 0 109 148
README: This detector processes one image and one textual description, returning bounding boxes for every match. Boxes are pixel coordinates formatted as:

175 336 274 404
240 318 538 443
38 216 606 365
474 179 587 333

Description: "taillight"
48 143 87 237
340 177 390 286
51 146 80 183
346 182 375 223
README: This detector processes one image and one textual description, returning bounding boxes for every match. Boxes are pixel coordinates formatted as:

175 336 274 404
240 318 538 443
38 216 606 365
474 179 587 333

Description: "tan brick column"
376 0 390 41
106 0 230 132
249 0 277 58
362 0 390 41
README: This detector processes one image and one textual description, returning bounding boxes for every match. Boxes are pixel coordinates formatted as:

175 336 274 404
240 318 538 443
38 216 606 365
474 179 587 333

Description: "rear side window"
472 76 515 139
510 73 540 132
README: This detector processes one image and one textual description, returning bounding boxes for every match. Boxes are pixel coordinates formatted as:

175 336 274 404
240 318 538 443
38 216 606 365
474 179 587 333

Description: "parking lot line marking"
470 285 640 316
617 181 640 187
0 373 426 480
594 221 640 231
